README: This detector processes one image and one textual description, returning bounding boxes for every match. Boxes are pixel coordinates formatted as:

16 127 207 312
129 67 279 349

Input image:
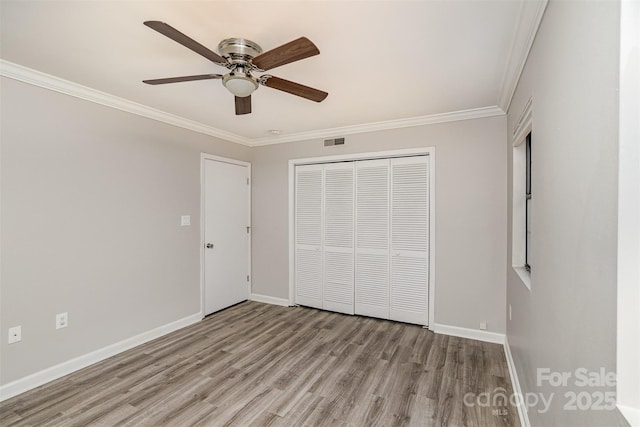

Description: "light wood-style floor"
1 301 520 426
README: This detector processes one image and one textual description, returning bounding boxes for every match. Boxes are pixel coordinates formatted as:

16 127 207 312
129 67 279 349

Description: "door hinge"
247 178 250 185
246 226 251 234
247 275 250 282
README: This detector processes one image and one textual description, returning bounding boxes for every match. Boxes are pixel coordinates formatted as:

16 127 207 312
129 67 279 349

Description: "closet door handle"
206 243 214 249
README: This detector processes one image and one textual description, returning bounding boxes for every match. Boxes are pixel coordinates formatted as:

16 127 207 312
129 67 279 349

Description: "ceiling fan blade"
143 74 222 85
252 37 319 71
144 21 227 65
261 76 328 102
235 96 252 115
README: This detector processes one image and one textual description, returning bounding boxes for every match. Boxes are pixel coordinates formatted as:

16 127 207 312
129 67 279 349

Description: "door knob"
205 243 214 249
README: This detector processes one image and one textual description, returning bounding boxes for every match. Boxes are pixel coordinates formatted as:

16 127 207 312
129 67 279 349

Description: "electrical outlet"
180 215 191 226
509 304 512 321
8 326 22 344
56 312 68 329
480 322 487 330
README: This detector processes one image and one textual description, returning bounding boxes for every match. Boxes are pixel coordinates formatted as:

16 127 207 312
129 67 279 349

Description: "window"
525 132 532 271
511 98 532 288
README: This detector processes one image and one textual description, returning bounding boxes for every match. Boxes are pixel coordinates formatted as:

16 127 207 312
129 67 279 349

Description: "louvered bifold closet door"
294 164 323 309
322 162 355 314
355 159 390 319
390 156 429 325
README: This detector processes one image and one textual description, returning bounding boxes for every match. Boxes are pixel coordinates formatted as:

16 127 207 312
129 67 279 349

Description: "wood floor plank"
0 302 521 427
409 394 437 427
268 354 336 417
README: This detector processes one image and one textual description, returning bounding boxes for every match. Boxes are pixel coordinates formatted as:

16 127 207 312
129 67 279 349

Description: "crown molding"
0 60 252 146
249 105 506 147
497 0 548 112
2 59 505 148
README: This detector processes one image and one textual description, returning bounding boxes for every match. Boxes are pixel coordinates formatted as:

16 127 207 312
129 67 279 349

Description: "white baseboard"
0 312 203 402
504 336 531 427
431 322 506 344
250 293 291 307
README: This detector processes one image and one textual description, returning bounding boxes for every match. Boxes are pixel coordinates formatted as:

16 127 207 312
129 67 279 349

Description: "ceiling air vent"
324 137 345 147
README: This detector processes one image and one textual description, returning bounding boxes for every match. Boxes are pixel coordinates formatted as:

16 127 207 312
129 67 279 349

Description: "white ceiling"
0 1 538 145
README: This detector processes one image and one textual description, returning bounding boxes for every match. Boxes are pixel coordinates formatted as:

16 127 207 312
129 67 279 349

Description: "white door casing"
202 155 250 316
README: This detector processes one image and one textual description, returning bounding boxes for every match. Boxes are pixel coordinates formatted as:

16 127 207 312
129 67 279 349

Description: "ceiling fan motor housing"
218 38 263 65
218 39 263 97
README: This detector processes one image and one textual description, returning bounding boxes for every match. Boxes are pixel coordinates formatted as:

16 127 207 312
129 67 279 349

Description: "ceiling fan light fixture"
143 22 327 114
223 73 258 98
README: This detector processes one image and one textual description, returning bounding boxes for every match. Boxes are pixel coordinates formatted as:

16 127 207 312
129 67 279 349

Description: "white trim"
512 97 533 146
290 147 437 167
498 0 548 111
0 60 250 146
288 162 296 306
288 147 436 328
0 312 202 402
0 60 504 148
618 405 640 427
249 106 504 146
247 163 252 300
431 322 505 345
428 151 436 329
200 154 251 168
250 293 291 307
504 336 531 427
512 266 532 290
617 2 640 424
200 154 252 317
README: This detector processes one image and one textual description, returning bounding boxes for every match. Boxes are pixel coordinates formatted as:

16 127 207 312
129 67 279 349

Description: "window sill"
512 266 531 290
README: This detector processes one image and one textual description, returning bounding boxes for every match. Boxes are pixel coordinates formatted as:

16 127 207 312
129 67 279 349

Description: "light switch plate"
181 215 191 226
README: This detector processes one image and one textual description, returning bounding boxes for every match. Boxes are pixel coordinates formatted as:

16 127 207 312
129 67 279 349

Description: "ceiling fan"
142 21 328 115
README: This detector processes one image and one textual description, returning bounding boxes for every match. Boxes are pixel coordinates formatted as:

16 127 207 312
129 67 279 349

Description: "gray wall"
0 77 250 384
1 60 508 390
506 2 625 426
251 116 507 333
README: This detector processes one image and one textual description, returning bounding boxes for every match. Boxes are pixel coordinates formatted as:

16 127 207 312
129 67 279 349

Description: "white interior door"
355 159 390 319
323 162 354 314
203 158 250 315
389 156 429 325
294 164 324 309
